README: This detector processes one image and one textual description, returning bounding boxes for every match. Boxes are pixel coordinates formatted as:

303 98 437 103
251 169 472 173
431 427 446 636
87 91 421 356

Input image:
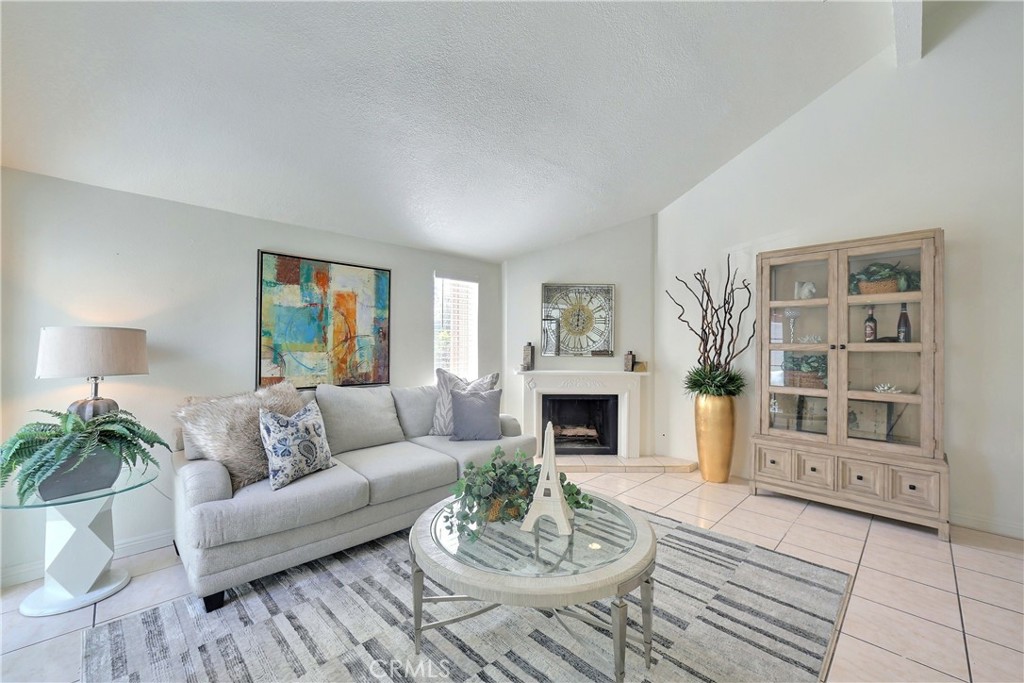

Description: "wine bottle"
864 306 877 342
897 303 911 343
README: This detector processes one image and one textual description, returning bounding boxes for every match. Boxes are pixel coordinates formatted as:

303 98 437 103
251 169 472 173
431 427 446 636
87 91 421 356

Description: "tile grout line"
839 633 972 683
824 515 871 682
952 554 975 683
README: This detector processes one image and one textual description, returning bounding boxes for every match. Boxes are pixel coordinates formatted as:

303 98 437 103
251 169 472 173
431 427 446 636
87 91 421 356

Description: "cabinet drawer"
838 458 885 500
888 468 941 512
794 452 835 490
755 446 792 481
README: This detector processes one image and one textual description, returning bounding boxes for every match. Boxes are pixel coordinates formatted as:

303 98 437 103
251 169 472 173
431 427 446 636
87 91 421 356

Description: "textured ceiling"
2 2 893 261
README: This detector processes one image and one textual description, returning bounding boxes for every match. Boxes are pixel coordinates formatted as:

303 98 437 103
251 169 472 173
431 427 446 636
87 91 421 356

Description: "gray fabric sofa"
172 384 535 610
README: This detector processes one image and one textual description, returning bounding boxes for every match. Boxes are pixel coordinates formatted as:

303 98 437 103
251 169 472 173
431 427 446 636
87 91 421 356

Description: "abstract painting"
257 251 390 388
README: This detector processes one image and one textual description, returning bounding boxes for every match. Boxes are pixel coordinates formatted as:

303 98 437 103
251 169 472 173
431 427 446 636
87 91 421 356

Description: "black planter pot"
37 448 122 501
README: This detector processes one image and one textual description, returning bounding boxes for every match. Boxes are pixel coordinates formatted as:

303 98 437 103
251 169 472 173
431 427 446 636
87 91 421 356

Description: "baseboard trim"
950 511 1024 540
1 529 174 588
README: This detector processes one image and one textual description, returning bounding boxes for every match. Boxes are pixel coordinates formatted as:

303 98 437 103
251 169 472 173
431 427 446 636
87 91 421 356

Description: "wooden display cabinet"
751 229 949 539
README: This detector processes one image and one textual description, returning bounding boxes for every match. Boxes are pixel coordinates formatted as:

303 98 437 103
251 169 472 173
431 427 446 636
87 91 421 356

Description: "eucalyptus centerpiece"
1 410 167 504
443 446 592 541
665 255 756 482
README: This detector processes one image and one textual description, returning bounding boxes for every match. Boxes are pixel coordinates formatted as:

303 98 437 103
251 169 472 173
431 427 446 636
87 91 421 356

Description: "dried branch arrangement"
665 255 757 396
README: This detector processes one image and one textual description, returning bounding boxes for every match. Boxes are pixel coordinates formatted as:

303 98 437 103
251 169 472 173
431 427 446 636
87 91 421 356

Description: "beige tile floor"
2 473 1022 682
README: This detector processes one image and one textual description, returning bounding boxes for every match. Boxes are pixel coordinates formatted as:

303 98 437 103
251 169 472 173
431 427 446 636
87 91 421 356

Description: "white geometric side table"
2 467 158 617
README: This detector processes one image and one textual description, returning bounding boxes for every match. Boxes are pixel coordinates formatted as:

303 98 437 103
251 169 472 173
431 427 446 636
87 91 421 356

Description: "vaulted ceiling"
2 2 896 261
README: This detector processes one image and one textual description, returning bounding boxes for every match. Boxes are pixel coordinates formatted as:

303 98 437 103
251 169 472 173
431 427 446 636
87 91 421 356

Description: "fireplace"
541 394 619 456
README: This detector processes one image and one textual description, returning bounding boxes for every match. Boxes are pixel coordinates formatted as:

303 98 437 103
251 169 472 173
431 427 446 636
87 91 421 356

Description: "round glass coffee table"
409 494 656 683
1 467 158 616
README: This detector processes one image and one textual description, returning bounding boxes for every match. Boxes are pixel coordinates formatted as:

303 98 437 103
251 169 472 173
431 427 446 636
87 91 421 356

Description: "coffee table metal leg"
612 597 627 683
641 576 654 668
412 558 424 654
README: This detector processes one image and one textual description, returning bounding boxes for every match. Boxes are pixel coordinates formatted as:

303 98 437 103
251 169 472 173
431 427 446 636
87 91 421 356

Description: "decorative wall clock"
541 283 614 356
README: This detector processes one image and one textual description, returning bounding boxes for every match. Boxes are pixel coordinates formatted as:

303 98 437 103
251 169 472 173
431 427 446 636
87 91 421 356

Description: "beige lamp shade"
36 326 149 379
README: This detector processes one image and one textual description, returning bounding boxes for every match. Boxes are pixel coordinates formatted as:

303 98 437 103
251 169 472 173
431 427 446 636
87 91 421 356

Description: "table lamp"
35 326 149 419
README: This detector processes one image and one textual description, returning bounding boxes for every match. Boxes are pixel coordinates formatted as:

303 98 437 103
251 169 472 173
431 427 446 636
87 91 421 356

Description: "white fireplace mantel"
517 370 647 458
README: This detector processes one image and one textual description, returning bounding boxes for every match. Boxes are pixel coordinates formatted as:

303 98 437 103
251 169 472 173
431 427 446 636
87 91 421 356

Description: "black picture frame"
257 250 391 389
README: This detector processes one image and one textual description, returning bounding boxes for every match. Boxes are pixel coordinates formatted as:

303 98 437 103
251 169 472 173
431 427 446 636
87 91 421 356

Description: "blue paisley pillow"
259 401 334 490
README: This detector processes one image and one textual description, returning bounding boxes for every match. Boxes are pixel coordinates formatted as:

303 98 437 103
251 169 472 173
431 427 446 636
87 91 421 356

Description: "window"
433 277 478 379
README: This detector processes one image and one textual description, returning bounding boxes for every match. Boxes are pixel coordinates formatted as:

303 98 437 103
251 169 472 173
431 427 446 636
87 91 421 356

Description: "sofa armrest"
173 450 232 508
499 414 522 437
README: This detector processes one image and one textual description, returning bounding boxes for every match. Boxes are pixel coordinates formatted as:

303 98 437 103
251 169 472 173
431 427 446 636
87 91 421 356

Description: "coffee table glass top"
430 496 637 578
0 466 159 509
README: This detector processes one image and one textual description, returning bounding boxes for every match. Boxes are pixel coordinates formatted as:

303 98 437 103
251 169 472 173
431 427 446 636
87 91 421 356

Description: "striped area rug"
82 513 852 682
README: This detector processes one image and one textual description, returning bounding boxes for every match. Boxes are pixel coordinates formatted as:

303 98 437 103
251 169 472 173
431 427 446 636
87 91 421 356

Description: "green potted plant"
665 255 756 482
443 446 592 540
848 262 921 294
1 410 167 504
781 353 828 389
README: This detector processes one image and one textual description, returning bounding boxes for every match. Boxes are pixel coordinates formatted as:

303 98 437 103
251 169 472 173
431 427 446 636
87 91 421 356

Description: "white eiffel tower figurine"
520 422 574 536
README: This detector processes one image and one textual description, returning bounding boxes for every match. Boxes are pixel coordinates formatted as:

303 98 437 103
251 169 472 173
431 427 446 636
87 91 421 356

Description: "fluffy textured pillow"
429 369 499 436
450 388 502 441
259 402 334 490
173 382 305 491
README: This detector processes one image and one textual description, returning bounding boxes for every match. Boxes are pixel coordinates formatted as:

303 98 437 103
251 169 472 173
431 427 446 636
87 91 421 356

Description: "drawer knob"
856 474 864 481
908 484 917 491
769 459 776 465
810 466 817 473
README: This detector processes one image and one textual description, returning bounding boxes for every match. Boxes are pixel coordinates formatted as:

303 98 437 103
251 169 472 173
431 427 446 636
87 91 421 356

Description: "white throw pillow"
429 368 499 436
259 401 335 490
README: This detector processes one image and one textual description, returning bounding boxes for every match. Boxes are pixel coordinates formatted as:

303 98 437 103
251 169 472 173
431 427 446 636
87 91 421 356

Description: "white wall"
0 170 503 584
502 215 656 456
654 3 1023 536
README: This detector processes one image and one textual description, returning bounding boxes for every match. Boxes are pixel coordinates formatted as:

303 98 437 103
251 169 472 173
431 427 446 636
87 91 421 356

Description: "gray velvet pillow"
430 368 499 436
173 382 305 491
450 388 502 441
392 385 439 438
315 384 405 455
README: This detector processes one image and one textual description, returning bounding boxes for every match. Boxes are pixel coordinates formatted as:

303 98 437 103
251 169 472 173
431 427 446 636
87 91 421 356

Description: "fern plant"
1 410 168 504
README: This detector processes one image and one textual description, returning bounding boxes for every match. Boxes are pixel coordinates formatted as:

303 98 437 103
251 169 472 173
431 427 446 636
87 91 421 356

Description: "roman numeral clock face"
541 284 614 356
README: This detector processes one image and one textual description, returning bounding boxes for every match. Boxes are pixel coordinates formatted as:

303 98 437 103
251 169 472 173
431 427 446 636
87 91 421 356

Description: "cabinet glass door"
761 254 835 442
838 239 934 456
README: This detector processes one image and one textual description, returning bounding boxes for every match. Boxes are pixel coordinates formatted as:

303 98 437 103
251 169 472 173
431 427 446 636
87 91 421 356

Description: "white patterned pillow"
429 368 500 436
259 401 335 490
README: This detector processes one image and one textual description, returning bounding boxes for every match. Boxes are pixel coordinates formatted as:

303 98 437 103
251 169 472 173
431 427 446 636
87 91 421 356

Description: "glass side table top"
0 466 159 509
431 496 638 578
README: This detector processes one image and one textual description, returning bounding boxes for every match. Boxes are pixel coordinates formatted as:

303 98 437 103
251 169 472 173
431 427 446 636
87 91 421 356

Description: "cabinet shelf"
768 386 829 398
845 342 924 353
768 297 829 308
846 390 922 405
754 229 947 540
847 291 923 306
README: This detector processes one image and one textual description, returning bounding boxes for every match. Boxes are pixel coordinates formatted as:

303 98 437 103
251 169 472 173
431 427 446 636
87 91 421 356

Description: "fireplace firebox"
541 394 619 456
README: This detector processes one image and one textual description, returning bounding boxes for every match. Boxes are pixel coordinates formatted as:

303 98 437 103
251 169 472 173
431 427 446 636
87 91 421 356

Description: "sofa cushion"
409 434 537 476
450 388 502 441
337 441 457 505
259 402 335 490
429 368 499 436
391 385 439 438
316 384 405 455
190 460 369 548
174 382 305 490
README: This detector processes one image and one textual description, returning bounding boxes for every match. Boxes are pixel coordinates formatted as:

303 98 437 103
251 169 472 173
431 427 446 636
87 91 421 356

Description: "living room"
2 2 1021 682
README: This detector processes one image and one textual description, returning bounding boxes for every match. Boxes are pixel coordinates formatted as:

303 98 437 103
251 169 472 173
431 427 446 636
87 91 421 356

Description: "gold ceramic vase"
694 394 735 483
